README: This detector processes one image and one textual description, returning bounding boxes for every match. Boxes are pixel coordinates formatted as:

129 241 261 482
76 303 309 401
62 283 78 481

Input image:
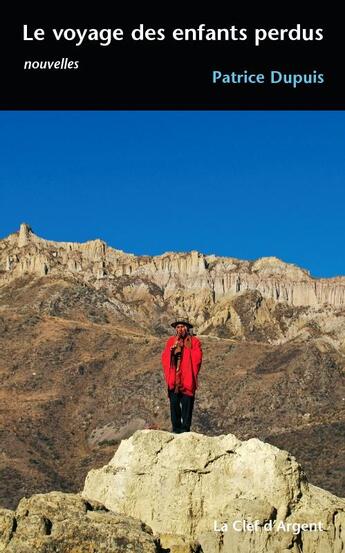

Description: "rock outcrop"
0 491 158 552
83 429 345 553
2 430 345 552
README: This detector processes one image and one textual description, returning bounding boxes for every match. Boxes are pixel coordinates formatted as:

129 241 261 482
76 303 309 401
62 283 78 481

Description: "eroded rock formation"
2 225 345 310
2 224 345 346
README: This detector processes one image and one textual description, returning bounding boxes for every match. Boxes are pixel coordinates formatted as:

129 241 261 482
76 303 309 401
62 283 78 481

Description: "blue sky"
0 111 344 277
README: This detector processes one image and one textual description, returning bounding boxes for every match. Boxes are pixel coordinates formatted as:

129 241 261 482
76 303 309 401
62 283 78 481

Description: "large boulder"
0 491 158 552
83 429 345 552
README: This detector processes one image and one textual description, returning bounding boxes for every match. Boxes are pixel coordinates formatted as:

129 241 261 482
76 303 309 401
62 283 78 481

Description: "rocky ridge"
2 224 345 346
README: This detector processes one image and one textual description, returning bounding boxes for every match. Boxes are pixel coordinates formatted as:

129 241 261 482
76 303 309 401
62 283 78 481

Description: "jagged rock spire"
18 223 33 247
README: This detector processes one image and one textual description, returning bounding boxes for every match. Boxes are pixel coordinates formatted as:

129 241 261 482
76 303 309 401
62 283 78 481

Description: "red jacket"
161 335 202 397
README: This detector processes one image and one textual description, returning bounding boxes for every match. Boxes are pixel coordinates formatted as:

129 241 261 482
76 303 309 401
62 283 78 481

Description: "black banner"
1 20 343 109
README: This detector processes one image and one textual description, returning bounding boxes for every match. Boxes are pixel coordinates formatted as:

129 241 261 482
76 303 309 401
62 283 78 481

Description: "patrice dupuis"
212 70 325 88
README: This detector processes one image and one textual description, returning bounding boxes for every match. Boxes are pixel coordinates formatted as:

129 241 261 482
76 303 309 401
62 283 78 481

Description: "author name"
212 70 324 88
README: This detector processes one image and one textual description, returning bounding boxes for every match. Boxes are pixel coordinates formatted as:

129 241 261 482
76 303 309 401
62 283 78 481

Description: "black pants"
168 389 195 433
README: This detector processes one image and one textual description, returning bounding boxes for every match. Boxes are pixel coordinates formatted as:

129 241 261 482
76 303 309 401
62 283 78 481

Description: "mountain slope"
0 224 344 508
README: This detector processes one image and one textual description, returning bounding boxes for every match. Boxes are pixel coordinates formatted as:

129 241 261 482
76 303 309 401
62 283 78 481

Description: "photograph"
0 110 345 552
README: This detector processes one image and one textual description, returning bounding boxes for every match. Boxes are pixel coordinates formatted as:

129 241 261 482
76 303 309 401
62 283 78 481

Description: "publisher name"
214 519 323 534
212 70 324 88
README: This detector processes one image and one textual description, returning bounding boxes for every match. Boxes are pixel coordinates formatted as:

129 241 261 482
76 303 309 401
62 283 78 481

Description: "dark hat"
171 320 193 329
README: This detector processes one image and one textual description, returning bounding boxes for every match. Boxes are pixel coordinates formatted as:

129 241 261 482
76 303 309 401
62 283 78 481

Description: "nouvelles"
24 59 79 70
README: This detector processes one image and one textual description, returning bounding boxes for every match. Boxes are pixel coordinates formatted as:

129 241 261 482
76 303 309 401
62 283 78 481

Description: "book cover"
0 15 344 553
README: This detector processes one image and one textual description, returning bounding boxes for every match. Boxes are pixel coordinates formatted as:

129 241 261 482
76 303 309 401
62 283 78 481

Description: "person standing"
161 320 202 433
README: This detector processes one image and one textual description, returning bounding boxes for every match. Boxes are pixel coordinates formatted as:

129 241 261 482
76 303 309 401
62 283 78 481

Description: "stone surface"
83 429 345 553
0 491 158 552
